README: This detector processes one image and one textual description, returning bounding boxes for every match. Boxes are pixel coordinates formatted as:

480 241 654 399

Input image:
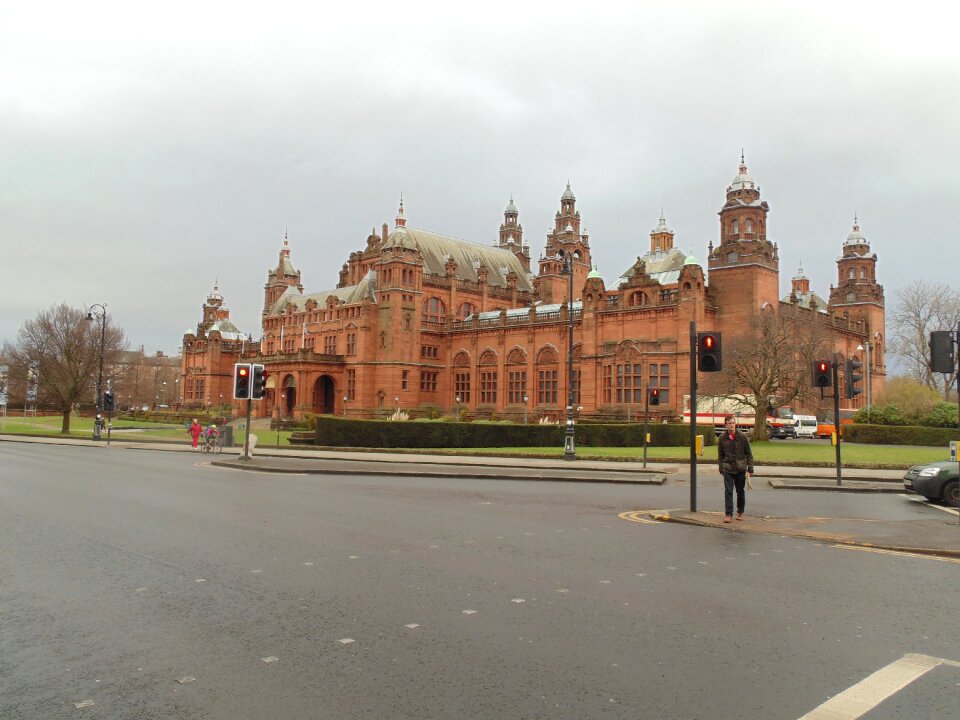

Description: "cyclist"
203 423 220 452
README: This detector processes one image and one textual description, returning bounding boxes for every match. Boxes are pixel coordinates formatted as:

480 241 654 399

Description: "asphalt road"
1 442 957 720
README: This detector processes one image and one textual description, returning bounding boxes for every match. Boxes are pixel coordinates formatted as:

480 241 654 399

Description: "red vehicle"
683 395 797 438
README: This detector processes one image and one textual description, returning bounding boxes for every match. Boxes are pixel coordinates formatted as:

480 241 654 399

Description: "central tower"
707 156 779 327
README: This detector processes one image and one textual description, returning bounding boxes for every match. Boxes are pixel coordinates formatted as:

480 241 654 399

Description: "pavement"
3 432 958 558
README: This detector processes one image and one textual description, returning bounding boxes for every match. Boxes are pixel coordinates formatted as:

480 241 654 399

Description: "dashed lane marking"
618 510 670 524
831 544 960 564
798 653 960 719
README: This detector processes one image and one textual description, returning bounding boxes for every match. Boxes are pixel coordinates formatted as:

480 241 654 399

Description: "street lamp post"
343 395 348 417
523 393 528 425
455 395 461 421
560 251 576 460
86 304 107 440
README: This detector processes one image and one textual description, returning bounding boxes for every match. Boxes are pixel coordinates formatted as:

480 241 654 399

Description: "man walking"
717 415 754 523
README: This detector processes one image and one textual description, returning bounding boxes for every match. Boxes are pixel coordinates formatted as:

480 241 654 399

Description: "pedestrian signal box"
252 364 267 399
649 388 660 406
812 360 832 388
234 363 252 399
844 358 863 400
696 332 722 372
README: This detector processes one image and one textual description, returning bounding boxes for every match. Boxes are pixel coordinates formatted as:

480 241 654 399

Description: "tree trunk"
61 409 71 434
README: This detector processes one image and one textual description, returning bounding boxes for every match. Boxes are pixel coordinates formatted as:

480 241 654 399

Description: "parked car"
903 461 959 507
770 420 797 439
793 415 818 439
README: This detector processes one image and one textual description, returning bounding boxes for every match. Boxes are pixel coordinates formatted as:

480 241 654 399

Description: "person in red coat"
187 418 203 450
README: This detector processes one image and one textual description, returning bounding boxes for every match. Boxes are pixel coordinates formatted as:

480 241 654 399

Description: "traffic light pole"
242 397 253 461
642 388 649 469
689 320 698 512
832 353 842 486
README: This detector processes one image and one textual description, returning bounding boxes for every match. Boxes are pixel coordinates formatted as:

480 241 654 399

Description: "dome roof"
845 216 868 245
561 182 575 201
587 264 602 279
651 211 673 235
505 196 518 214
728 153 757 192
793 264 808 281
683 254 700 266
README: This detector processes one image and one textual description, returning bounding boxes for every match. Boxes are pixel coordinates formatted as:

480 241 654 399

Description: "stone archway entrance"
282 374 296 417
313 375 335 414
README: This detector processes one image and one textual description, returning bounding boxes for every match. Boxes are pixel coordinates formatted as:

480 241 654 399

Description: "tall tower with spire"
828 216 884 326
536 183 592 304
498 196 530 272
707 155 780 326
263 232 303 312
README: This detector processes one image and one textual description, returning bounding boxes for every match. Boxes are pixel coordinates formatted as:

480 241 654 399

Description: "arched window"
536 346 560 405
422 297 447 323
506 348 527 403
860 267 866 279
848 269 855 280
629 291 649 307
732 219 739 235
457 302 476 319
454 351 471 403
479 350 498 404
745 219 753 233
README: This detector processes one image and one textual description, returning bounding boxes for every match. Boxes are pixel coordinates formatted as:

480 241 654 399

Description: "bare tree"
4 304 126 433
700 309 830 439
889 280 960 397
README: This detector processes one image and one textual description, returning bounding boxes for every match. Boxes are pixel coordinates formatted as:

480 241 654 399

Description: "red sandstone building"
180 158 885 422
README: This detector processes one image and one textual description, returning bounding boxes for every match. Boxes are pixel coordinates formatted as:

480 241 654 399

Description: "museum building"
179 158 885 421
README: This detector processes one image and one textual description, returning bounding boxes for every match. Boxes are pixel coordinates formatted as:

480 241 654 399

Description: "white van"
794 415 818 439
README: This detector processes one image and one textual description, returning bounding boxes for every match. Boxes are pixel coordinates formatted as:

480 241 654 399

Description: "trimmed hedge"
844 423 959 446
314 417 714 449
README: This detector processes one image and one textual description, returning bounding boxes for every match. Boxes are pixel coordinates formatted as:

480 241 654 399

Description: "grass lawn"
2 416 949 467
414 442 950 468
0 415 295 448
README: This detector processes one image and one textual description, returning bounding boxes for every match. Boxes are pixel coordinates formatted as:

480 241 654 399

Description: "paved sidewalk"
650 509 960 559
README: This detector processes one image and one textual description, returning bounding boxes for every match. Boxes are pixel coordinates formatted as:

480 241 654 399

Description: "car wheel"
942 480 959 508
766 426 773 440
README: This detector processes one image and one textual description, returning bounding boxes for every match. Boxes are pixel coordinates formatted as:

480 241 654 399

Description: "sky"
2 1 958 358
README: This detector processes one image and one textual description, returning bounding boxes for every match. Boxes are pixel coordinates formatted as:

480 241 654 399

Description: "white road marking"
348 555 359 559
135 587 147 592
303 562 313 566
337 638 354 645
261 656 279 662
462 609 477 615
73 699 95 709
250 569 262 574
405 624 420 629
176 676 195 684
898 493 959 516
511 598 525 603
798 653 959 719
195 578 206 583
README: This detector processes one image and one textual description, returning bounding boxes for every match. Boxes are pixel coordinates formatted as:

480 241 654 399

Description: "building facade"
180 159 885 421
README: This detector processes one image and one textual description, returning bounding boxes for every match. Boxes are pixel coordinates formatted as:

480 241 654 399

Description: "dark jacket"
718 430 754 475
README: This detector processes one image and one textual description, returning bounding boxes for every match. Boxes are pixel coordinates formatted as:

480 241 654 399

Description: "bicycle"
201 433 222 454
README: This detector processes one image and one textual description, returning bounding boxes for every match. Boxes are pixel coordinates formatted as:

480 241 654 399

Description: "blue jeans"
723 472 746 516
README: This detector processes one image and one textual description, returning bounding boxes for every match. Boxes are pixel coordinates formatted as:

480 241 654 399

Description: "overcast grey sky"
2 1 958 357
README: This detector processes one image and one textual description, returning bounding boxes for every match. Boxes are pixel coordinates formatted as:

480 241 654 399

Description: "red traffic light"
239 367 249 376
703 336 714 349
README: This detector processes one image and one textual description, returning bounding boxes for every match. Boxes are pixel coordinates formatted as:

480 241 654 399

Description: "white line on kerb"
798 653 958 719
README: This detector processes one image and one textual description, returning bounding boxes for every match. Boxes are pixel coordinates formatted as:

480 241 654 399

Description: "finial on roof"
740 148 745 164
395 194 407 227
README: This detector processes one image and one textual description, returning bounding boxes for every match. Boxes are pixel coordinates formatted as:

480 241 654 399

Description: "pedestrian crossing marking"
798 653 958 719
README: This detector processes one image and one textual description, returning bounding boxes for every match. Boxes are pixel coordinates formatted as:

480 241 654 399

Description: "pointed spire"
561 182 575 201
395 194 406 227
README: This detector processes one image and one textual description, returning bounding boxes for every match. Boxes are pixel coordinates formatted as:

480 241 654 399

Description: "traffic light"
251 364 267 399
233 363 252 399
649 388 660 406
812 359 832 388
103 390 116 412
930 331 955 373
845 358 863 399
696 332 722 372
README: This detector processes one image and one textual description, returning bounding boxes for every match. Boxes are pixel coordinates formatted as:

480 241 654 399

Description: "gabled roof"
616 247 688 288
383 226 534 292
781 290 830 314
206 319 247 340
268 272 378 314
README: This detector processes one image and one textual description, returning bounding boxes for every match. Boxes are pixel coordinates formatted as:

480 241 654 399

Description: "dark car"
903 461 959 507
770 422 797 440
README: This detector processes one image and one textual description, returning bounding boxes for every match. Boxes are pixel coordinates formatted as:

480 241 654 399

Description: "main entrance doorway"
313 375 335 414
